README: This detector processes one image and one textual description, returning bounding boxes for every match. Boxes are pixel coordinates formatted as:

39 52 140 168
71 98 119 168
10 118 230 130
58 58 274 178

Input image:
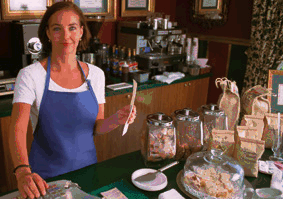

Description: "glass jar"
182 149 245 199
198 104 228 149
172 108 203 161
141 112 176 168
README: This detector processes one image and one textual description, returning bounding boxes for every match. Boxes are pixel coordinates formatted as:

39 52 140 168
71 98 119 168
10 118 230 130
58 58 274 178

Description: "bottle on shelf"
132 49 139 72
111 47 119 77
118 48 125 78
110 44 116 71
121 48 130 82
127 48 134 73
103 44 111 80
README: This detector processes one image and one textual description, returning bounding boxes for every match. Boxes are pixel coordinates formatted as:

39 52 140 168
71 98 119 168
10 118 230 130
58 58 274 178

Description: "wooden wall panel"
206 42 230 104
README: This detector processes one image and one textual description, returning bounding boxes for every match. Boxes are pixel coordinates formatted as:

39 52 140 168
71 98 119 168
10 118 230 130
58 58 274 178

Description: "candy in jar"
141 112 176 167
172 108 203 160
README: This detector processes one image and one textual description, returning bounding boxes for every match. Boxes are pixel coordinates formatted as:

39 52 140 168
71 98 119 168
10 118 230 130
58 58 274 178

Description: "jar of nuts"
141 112 176 168
172 108 203 161
198 104 228 150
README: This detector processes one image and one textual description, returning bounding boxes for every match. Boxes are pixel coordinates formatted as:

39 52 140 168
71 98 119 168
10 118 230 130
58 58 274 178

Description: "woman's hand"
16 168 49 199
116 105 137 125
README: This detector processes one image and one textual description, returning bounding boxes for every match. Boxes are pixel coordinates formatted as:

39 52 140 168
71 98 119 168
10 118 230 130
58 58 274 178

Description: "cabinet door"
157 80 196 115
190 77 210 111
94 93 132 162
94 87 162 162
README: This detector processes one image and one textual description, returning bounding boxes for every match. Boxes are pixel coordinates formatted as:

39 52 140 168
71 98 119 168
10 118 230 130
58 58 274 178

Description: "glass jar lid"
147 112 173 127
200 104 225 116
174 108 200 122
183 149 245 198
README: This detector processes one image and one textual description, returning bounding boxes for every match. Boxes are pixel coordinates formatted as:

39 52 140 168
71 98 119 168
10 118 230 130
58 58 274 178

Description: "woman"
8 2 136 199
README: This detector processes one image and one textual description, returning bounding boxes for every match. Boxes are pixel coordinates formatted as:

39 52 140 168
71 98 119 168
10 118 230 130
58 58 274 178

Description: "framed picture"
192 0 229 28
0 0 53 20
196 0 222 15
121 0 155 17
268 70 283 113
70 0 116 21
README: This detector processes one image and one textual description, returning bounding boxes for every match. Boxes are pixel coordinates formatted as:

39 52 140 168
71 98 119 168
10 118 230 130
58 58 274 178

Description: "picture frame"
121 0 155 17
197 0 222 15
268 69 283 113
0 0 53 20
70 0 117 21
192 0 230 28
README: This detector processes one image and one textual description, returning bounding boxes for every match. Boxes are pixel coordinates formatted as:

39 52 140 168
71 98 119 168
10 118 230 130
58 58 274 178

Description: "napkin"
158 189 185 199
270 169 283 191
258 160 279 174
153 72 185 84
122 80 137 136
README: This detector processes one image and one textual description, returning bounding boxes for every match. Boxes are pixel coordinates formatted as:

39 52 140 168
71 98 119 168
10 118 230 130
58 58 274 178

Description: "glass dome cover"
182 149 245 199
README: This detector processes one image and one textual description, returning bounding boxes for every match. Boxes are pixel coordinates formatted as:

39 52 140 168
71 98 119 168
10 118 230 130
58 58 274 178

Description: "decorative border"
199 0 221 14
70 0 116 21
192 0 230 29
268 70 283 113
121 0 155 17
0 0 52 20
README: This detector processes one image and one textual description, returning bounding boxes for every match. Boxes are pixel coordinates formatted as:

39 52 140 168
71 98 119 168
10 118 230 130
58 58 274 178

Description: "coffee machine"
11 22 42 73
118 20 187 77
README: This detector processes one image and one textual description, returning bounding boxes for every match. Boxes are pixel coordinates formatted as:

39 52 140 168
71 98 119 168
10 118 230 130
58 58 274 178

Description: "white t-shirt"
12 61 106 132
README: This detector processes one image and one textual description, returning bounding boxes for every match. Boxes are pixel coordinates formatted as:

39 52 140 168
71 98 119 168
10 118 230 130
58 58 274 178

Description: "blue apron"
29 57 99 179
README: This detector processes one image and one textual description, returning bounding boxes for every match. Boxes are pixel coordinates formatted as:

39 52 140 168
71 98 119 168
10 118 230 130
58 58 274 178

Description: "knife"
122 80 137 136
134 161 179 182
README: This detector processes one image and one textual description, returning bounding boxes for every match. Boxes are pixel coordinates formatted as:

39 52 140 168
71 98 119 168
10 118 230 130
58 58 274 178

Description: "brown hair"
38 1 91 57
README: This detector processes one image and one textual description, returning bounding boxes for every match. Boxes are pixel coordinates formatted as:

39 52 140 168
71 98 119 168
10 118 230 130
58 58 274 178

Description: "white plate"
131 168 168 191
253 188 283 199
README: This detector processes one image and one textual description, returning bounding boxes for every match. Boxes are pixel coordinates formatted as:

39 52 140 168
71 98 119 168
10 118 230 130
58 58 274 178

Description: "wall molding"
188 34 251 46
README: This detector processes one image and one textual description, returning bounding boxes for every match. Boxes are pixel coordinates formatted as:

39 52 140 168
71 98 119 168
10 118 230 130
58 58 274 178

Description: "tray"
106 83 133 91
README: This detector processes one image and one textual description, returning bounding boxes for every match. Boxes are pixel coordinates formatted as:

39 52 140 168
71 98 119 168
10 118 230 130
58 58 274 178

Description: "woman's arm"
9 103 48 199
94 104 136 135
9 103 31 170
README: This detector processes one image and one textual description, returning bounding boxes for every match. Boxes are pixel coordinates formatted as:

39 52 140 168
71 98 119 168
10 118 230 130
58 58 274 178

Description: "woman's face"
46 9 83 55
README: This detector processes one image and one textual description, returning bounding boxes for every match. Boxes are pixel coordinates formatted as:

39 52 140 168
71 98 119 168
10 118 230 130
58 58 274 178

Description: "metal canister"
141 112 176 167
163 18 168 30
82 53 96 65
153 18 158 30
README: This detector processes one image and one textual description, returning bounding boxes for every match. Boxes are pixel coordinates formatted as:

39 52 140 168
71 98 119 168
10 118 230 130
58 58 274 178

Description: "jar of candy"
141 112 176 168
172 108 203 161
198 104 228 149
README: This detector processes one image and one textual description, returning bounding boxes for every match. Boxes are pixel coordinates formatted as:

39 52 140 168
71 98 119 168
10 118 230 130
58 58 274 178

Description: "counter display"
0 149 273 199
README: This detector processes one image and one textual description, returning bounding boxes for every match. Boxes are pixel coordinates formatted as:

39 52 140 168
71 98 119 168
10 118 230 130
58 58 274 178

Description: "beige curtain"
242 0 283 95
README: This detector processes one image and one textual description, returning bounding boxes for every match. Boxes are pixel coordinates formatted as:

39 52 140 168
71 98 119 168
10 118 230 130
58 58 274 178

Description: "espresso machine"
118 19 187 77
11 22 42 73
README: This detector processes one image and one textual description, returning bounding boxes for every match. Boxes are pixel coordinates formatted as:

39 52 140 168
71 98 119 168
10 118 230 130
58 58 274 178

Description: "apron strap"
77 60 97 100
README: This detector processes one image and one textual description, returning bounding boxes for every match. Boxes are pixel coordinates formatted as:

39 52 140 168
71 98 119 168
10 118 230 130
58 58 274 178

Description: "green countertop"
0 149 273 198
0 73 212 118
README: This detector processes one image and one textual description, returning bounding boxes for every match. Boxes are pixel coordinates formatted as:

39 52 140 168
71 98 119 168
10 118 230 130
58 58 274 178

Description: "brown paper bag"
208 129 235 157
236 126 260 140
233 137 265 177
241 85 271 116
216 78 240 131
240 115 265 140
262 113 283 148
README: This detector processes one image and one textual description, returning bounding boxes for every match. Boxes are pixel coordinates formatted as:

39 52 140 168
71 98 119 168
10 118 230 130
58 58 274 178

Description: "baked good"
183 166 235 198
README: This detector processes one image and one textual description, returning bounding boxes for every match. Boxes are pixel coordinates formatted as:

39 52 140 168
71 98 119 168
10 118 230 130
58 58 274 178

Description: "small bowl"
195 58 208 67
255 188 282 199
